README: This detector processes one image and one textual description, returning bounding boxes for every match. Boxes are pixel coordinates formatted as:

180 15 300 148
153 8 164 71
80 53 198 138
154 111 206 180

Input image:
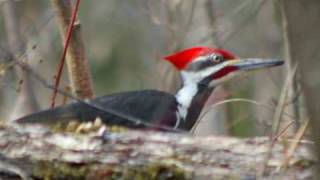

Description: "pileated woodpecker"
16 47 283 131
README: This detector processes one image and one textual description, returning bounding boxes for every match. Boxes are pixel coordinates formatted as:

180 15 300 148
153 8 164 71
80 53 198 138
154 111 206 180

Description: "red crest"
164 47 236 70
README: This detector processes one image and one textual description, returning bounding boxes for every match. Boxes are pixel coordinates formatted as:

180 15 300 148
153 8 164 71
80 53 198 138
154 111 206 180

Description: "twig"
257 64 298 179
271 64 297 135
2 0 40 120
175 0 197 49
220 0 268 47
198 0 268 46
272 121 294 141
50 0 82 108
281 120 309 169
281 0 301 130
191 98 296 134
205 0 222 47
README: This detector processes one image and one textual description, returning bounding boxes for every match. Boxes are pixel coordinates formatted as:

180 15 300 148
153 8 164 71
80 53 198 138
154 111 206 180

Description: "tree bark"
0 124 315 179
280 0 320 176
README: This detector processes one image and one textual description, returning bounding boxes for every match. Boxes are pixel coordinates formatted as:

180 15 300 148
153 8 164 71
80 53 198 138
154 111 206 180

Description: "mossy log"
0 124 316 179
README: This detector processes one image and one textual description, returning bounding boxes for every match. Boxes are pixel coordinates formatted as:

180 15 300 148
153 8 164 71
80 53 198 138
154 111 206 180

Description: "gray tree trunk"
280 0 320 176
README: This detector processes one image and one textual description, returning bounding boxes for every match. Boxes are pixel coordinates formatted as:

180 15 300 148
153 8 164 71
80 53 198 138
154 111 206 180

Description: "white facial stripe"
192 56 208 63
182 61 231 83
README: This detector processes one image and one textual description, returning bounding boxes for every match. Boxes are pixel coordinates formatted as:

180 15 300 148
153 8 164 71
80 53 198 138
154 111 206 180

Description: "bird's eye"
210 54 224 63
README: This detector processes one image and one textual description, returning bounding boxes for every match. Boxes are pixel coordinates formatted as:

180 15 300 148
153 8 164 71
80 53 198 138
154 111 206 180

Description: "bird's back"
16 90 178 128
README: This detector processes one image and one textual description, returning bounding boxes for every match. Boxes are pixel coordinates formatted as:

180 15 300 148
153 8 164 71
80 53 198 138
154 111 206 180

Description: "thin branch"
50 0 82 108
191 98 296 134
281 0 301 130
281 120 309 169
198 0 268 46
2 0 40 120
258 65 298 178
271 64 297 135
205 0 222 47
175 0 197 49
272 121 294 141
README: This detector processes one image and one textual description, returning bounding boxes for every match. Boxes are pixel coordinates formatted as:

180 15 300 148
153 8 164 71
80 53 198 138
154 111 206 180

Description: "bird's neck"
175 80 215 130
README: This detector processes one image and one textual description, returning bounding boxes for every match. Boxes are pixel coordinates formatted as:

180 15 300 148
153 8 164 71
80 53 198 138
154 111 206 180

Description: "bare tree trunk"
276 0 301 135
2 0 39 120
280 0 320 176
51 0 94 99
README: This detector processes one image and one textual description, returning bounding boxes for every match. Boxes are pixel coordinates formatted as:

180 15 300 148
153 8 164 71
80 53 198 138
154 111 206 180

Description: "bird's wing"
16 90 178 128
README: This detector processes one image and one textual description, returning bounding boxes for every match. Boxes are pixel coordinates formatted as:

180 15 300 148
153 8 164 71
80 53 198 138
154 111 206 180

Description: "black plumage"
16 90 179 129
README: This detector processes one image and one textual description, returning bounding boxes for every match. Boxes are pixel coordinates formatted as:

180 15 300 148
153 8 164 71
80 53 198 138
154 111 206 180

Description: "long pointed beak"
228 58 284 71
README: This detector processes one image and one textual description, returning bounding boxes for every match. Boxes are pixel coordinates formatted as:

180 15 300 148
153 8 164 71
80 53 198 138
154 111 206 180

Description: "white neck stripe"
174 61 231 125
175 82 198 121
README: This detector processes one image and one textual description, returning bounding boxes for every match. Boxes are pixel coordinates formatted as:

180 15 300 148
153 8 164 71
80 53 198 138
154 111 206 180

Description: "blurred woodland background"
0 0 315 137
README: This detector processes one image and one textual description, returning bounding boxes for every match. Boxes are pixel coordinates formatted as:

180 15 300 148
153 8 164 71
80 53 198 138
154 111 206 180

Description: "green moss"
33 161 91 180
32 161 192 180
107 163 192 180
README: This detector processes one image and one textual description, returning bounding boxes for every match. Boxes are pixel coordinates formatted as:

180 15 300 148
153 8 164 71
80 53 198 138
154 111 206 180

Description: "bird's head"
164 46 284 87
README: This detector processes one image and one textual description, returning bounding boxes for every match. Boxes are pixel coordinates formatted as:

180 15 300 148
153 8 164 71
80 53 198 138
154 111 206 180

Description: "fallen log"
0 124 315 179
